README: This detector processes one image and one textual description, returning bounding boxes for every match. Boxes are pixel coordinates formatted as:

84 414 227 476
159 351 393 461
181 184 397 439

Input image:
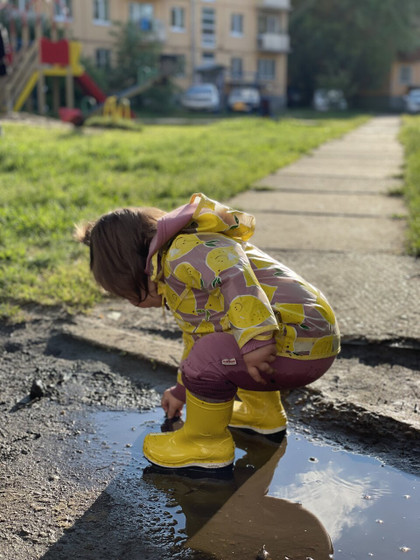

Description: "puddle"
268 435 419 559
75 409 419 560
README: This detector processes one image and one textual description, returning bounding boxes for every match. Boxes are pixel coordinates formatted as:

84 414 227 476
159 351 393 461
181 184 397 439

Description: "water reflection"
144 428 333 560
268 436 420 557
74 410 419 560
274 463 388 541
190 432 333 559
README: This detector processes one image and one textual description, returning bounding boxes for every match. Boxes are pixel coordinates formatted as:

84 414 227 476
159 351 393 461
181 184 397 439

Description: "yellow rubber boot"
143 391 235 469
229 389 287 435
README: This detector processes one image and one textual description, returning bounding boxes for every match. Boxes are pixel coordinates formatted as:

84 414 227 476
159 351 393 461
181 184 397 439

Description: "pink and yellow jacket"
146 193 340 364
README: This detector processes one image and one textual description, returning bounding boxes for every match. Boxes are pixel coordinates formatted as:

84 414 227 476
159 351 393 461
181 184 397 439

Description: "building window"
129 2 141 22
171 7 185 31
231 14 243 36
202 7 216 48
128 2 141 22
93 0 110 23
202 51 215 66
258 14 280 34
54 0 72 20
231 57 243 78
95 48 111 69
130 3 154 31
258 59 275 80
400 65 412 85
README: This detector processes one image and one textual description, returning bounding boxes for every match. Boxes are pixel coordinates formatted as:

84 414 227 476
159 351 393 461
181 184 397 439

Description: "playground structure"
0 3 178 123
0 7 99 117
102 96 132 120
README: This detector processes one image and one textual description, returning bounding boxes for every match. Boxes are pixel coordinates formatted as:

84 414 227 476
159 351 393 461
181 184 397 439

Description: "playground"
0 1 175 124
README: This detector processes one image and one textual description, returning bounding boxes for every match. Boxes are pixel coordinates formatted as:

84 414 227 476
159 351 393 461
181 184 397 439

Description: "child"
76 193 340 469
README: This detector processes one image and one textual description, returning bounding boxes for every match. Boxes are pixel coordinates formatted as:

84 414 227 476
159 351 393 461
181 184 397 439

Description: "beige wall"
390 60 420 97
29 0 289 101
62 0 121 58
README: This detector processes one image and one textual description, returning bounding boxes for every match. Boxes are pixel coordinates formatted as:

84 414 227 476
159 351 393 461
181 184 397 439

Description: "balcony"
259 0 291 11
132 18 166 42
258 33 290 53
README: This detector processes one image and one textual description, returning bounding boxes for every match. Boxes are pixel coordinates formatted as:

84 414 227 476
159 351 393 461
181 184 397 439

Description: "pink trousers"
181 332 336 401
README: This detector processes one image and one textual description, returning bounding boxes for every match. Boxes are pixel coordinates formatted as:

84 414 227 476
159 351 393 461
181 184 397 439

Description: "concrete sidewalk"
229 116 420 344
64 116 420 442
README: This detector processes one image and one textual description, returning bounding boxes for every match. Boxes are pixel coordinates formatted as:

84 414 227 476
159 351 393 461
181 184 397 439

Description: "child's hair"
75 206 166 303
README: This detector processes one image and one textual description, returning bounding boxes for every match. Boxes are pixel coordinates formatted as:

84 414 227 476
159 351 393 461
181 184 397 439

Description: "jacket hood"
146 193 255 276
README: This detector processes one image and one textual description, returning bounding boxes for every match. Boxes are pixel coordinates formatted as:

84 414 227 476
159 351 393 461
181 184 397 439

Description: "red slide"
75 72 107 104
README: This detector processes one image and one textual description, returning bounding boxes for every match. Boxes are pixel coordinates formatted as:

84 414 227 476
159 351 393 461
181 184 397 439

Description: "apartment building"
389 51 420 109
6 0 290 108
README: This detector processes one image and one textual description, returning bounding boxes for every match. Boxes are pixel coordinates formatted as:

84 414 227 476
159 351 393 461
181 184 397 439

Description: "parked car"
313 89 348 111
403 89 420 113
181 83 220 112
227 87 261 112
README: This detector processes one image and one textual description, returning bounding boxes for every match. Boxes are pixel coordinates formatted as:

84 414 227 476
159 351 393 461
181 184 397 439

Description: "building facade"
5 0 290 108
389 51 420 109
357 52 420 112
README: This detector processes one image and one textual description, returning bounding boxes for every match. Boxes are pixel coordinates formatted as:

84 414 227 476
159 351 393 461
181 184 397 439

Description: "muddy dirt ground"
1 307 419 560
0 310 165 560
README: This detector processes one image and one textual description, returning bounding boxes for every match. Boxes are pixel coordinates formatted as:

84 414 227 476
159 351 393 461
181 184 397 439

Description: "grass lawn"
0 115 368 319
399 115 420 257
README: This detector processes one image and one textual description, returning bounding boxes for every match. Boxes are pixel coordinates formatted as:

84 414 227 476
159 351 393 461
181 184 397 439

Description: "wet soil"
0 311 161 560
0 309 419 560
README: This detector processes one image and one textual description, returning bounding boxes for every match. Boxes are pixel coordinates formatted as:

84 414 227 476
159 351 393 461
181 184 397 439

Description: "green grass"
0 115 368 319
399 116 420 256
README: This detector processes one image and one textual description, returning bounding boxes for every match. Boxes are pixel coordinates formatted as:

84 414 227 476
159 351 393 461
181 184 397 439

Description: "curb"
60 317 420 448
61 320 182 371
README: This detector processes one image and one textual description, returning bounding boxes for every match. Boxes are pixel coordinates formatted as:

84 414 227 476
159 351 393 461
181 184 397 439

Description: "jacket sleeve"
165 235 279 351
211 243 279 349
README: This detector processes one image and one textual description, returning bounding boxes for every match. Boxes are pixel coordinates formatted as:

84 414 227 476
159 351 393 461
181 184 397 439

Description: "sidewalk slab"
312 146 403 159
256 174 400 194
276 159 399 178
248 212 407 254
229 190 407 217
265 250 420 343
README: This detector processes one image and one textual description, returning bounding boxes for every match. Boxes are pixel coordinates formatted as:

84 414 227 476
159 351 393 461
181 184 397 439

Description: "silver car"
313 89 348 112
403 89 420 113
181 83 220 112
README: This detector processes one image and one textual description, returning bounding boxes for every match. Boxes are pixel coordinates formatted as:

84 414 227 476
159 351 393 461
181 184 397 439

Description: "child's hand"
161 388 184 419
243 344 277 384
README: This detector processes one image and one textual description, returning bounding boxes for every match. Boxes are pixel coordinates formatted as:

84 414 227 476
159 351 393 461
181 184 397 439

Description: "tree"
288 0 420 105
108 20 162 93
